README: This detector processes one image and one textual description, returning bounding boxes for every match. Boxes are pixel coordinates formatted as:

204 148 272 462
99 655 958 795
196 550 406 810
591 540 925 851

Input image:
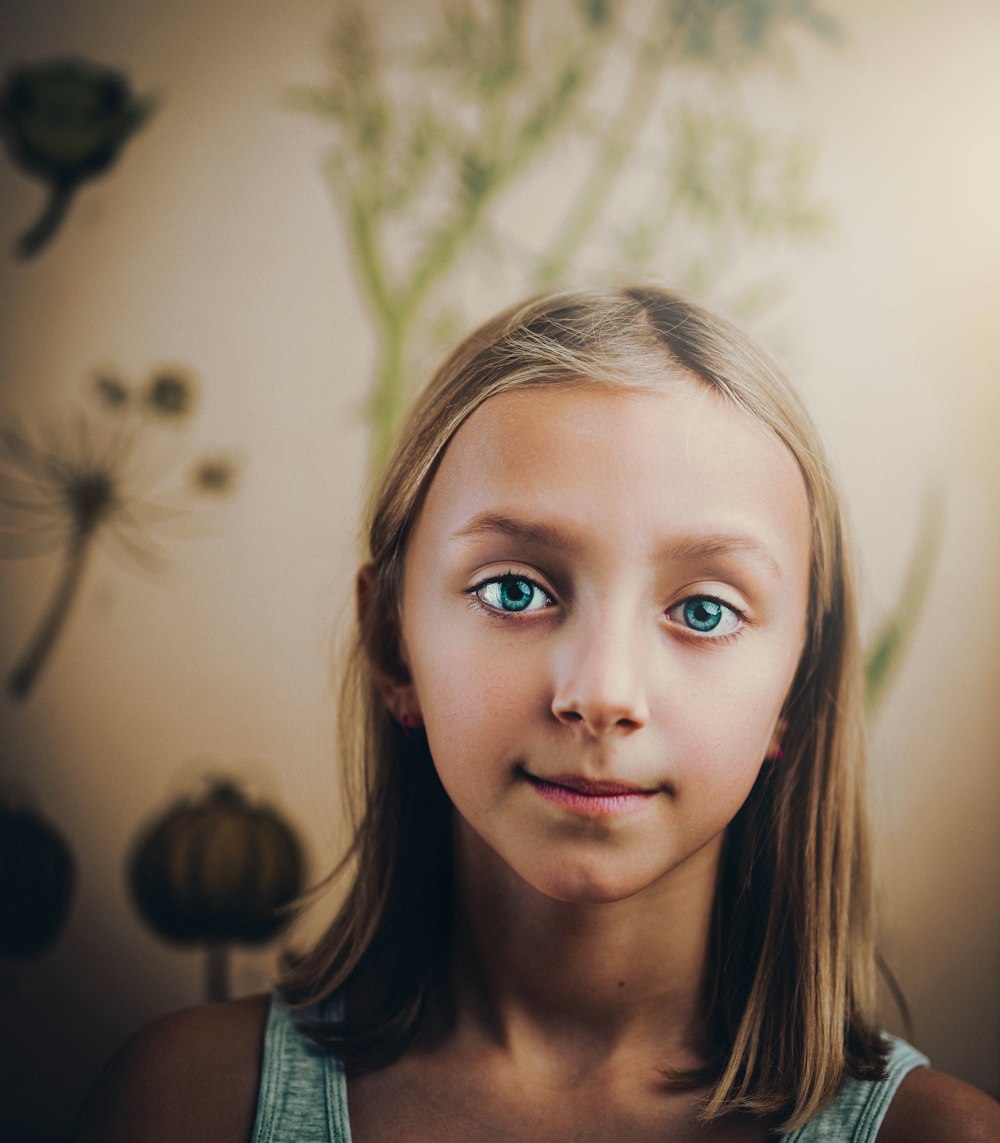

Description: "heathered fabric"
252 994 928 1142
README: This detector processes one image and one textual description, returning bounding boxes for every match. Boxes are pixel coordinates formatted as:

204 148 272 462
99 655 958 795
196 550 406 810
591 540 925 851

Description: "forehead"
410 380 810 572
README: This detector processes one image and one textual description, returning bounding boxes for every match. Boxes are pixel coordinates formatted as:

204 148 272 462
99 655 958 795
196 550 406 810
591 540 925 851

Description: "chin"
525 862 655 906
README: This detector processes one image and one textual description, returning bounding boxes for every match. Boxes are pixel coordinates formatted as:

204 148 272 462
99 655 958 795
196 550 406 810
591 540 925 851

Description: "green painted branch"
399 194 495 322
398 105 579 322
367 180 513 474
366 174 512 476
369 318 411 477
325 156 403 329
7 531 93 701
864 489 945 715
328 155 415 479
397 59 595 323
534 28 670 288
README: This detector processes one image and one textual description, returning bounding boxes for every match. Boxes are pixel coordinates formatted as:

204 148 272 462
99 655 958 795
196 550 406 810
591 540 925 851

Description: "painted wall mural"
297 0 840 473
0 797 75 964
0 1 997 1138
1 369 237 700
129 777 305 1003
299 0 934 714
0 57 155 259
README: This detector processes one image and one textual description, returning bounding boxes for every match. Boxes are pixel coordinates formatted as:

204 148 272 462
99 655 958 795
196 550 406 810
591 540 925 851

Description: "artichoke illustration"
129 778 306 1001
0 56 156 259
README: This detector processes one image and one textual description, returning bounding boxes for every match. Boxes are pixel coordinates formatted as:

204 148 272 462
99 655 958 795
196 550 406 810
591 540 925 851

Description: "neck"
446 825 722 1068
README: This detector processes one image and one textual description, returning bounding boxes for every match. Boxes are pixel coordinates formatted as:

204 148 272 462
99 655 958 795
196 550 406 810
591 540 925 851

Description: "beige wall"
1 0 998 1134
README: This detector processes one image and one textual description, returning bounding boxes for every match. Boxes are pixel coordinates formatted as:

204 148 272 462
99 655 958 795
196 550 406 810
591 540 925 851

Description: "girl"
76 287 999 1142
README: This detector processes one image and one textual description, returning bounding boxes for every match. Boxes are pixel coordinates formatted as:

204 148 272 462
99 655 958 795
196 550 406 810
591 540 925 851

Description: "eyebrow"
450 512 573 551
660 534 784 581
450 512 784 580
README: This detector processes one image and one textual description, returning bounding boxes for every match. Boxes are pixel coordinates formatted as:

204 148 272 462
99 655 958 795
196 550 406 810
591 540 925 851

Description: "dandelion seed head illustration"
193 458 238 495
94 373 129 408
2 366 234 700
64 468 119 535
146 370 196 420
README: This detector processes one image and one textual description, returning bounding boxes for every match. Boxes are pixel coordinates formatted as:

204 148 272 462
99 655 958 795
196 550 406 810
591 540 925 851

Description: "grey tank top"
252 994 929 1142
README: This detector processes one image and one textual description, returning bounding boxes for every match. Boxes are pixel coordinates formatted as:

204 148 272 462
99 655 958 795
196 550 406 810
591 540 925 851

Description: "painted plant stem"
864 489 945 714
8 530 93 700
535 23 670 288
370 320 409 471
326 156 410 470
332 86 586 476
205 945 231 1003
1 373 237 701
15 183 76 259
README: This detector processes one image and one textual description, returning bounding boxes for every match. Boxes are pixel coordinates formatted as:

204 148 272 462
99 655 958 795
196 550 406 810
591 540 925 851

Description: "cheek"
407 622 542 761
405 575 526 686
671 647 797 777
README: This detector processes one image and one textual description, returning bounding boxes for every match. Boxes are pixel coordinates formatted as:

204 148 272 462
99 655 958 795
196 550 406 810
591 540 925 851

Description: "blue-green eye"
475 575 551 614
669 596 743 638
685 598 723 631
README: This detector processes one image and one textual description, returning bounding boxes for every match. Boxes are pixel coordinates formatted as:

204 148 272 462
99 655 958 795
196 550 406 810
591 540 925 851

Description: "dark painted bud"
129 780 305 946
0 800 75 960
0 56 155 257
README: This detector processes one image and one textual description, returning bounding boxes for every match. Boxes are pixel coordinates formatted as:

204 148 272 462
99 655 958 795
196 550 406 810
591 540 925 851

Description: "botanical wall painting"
0 796 75 972
128 777 306 1002
0 369 238 701
0 57 156 259
295 0 841 475
297 0 936 713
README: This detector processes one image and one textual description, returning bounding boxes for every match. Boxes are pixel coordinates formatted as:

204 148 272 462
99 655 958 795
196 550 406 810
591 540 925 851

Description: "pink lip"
523 771 659 816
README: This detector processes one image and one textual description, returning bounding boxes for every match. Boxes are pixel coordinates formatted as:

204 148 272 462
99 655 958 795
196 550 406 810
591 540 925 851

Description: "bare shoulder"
879 1067 1000 1143
71 992 271 1143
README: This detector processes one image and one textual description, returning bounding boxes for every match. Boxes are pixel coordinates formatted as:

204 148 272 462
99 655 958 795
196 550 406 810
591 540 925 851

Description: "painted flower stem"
15 182 76 260
7 531 93 701
534 20 670 289
370 318 409 474
205 944 231 1003
864 489 945 714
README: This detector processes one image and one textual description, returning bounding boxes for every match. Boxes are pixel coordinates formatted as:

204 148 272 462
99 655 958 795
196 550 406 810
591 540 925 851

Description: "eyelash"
466 571 554 618
467 574 748 643
664 595 748 645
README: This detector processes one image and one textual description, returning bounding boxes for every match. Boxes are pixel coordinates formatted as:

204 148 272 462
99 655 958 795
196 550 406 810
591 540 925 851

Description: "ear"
356 564 422 725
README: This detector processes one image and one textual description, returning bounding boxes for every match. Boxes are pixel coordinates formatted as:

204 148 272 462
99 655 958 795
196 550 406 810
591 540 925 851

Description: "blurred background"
0 0 997 1138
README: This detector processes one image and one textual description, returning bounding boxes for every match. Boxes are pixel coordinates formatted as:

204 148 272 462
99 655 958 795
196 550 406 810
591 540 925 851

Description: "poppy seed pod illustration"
128 779 306 1001
0 798 75 961
0 56 156 258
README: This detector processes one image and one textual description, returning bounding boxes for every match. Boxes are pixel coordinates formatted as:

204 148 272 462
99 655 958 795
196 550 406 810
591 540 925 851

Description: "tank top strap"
252 992 352 1143
782 1035 929 1142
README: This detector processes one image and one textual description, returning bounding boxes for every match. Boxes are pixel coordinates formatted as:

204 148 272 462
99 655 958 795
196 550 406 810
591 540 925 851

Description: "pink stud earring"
761 746 782 774
398 712 421 739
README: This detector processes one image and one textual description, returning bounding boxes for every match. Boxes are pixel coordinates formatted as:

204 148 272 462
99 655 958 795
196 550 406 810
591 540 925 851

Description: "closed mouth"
525 771 657 796
519 768 662 815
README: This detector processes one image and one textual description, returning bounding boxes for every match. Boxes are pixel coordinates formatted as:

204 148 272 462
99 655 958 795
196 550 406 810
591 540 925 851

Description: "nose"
550 605 649 735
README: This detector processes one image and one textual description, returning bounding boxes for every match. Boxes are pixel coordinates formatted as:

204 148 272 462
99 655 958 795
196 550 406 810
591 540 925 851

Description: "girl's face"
393 378 811 905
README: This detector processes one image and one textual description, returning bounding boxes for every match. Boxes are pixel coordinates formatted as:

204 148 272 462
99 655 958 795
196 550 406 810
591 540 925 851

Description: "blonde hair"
281 286 886 1129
